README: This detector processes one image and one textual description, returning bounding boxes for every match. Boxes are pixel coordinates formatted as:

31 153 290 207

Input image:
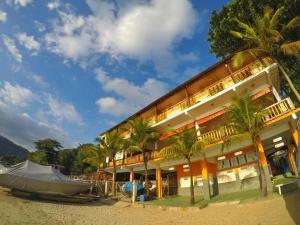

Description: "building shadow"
283 189 300 225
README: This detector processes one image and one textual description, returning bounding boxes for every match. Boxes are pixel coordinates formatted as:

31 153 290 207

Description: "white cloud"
47 95 84 126
0 81 35 107
95 68 167 116
2 35 23 62
0 11 7 22
5 0 33 7
47 0 60 10
30 74 47 87
16 33 40 52
34 20 46 32
45 0 198 75
0 106 71 150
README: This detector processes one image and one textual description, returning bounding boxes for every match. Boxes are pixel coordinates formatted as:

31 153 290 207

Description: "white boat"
0 160 90 195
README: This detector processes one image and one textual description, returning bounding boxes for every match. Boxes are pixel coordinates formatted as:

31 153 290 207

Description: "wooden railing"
157 100 188 122
152 57 273 124
262 97 295 122
105 97 294 168
199 129 222 144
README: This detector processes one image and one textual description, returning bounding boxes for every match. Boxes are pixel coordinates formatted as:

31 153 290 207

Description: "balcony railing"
105 97 294 168
151 57 273 124
157 100 188 122
262 97 295 122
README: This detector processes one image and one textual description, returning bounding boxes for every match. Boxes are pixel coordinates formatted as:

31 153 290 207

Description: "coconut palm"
160 127 205 204
230 6 300 102
225 94 269 196
126 117 159 196
96 130 124 198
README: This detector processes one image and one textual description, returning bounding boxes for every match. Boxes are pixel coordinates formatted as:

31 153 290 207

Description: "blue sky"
0 0 229 150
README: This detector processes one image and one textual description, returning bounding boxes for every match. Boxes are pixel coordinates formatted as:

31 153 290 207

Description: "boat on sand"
0 160 90 196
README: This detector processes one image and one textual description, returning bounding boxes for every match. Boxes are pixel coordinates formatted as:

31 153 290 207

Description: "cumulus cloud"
47 0 60 10
16 33 40 53
95 68 167 116
0 106 71 150
2 35 23 62
0 81 35 107
45 0 198 75
47 95 84 126
5 0 33 7
0 11 7 22
34 20 46 32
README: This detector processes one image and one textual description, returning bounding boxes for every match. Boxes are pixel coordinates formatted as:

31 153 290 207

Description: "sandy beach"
0 187 299 225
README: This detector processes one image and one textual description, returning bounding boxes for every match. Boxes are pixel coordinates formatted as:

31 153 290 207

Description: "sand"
0 187 299 225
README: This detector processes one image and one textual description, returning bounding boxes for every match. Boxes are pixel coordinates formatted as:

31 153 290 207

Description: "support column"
289 122 299 149
156 167 163 198
200 160 210 200
289 122 299 172
287 143 299 176
234 168 242 190
130 168 134 182
255 137 273 192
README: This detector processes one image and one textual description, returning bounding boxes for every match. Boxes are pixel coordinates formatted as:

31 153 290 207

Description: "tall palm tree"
160 127 205 204
96 130 124 198
230 6 300 102
78 144 104 172
225 94 268 196
126 117 159 196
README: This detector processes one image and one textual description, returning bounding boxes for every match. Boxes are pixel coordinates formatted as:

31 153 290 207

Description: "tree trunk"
187 158 195 204
143 152 150 196
276 60 300 103
112 159 117 198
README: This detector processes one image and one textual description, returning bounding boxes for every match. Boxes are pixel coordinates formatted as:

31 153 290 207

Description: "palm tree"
160 127 205 204
230 6 300 102
126 117 159 196
225 94 268 196
96 130 124 198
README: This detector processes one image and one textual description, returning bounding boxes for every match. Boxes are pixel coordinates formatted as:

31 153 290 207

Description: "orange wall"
176 160 217 180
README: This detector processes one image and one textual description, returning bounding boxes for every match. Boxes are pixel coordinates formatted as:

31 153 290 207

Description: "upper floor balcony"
146 57 278 131
105 97 296 169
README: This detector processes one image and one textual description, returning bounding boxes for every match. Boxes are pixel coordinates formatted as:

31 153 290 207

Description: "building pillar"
255 136 273 192
156 167 163 199
200 160 211 200
289 122 299 149
234 168 242 190
289 122 299 172
130 168 134 182
287 143 299 176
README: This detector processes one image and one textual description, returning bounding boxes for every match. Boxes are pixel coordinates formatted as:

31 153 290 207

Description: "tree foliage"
160 127 205 204
225 95 268 196
126 117 159 196
32 139 62 164
208 0 300 100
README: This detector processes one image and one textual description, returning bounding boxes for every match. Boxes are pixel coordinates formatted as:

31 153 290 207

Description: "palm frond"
286 16 300 29
270 6 284 28
230 31 245 39
232 48 266 68
281 41 300 56
233 18 257 39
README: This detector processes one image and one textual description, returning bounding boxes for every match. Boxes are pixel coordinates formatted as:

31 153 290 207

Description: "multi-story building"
100 54 300 200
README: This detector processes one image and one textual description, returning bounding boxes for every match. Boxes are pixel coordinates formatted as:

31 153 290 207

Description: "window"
245 152 257 162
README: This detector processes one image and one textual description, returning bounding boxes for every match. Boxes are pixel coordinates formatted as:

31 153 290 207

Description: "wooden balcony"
157 100 188 122
262 97 295 122
151 57 273 125
104 97 294 169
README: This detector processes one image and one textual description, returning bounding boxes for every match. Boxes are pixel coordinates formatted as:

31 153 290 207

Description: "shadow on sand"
283 189 300 225
1 187 118 207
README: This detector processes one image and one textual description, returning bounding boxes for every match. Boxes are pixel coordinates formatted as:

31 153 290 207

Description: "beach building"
100 54 300 200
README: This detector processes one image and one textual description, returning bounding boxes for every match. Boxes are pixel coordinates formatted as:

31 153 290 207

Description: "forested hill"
0 135 29 157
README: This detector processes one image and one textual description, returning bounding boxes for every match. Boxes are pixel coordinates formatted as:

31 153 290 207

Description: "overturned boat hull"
0 161 90 196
